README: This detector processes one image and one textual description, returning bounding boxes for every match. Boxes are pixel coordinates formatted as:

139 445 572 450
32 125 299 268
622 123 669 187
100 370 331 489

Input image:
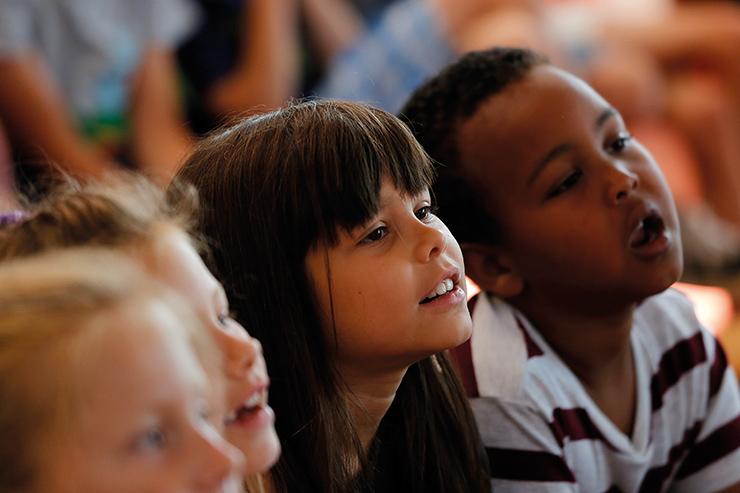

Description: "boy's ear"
461 242 524 298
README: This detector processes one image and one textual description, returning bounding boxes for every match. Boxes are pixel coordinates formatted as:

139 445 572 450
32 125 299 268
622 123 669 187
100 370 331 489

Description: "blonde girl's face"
305 177 472 376
36 300 245 492
144 226 280 474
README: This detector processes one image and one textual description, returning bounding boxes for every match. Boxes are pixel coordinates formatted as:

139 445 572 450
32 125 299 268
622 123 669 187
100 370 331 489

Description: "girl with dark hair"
177 99 490 492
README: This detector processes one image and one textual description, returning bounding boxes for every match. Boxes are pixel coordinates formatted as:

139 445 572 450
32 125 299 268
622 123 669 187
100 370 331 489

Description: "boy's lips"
628 202 671 257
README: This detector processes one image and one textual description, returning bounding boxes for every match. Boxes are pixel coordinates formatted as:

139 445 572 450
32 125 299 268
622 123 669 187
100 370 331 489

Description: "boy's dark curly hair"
399 47 548 245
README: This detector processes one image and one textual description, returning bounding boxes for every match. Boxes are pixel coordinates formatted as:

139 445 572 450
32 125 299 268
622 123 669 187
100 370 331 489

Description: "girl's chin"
229 428 282 475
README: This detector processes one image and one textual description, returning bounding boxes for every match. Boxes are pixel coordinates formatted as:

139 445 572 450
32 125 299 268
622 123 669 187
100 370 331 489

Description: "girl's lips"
420 284 467 308
225 372 271 423
225 387 275 431
224 402 275 431
420 268 462 304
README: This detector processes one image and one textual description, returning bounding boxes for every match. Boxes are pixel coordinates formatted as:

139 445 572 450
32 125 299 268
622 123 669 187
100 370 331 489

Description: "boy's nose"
606 163 640 205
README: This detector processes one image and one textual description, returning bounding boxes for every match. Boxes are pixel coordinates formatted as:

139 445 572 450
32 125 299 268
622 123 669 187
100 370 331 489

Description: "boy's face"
457 65 682 310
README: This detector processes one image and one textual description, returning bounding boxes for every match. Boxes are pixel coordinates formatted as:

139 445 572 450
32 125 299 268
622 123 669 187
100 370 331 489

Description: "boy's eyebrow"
527 107 619 188
527 143 574 188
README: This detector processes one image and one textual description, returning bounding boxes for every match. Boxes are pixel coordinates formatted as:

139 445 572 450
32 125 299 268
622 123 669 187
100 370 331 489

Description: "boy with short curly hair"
400 47 740 492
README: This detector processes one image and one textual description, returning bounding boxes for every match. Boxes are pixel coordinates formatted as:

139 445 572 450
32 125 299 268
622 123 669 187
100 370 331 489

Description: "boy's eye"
548 170 583 198
360 227 387 243
609 134 633 153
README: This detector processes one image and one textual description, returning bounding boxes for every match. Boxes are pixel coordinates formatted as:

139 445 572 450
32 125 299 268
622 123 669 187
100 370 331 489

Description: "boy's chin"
636 264 684 303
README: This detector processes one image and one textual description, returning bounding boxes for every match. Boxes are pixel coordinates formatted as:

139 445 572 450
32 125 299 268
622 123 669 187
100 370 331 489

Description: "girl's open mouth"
224 388 274 429
421 278 455 304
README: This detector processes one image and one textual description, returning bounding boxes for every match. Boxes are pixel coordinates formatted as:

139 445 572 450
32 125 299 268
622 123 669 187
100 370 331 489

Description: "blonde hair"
0 248 215 491
0 173 266 493
0 172 200 262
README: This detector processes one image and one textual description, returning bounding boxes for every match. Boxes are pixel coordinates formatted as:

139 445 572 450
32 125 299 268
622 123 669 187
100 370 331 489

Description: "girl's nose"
219 325 262 380
192 423 246 490
606 163 640 205
414 222 449 263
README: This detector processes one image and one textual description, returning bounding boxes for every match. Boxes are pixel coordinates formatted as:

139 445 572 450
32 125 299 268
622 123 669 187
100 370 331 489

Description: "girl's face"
306 177 472 376
38 300 245 492
145 226 281 475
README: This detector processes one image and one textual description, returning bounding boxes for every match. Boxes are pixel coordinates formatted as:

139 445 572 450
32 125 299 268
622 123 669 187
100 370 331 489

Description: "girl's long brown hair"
177 100 489 492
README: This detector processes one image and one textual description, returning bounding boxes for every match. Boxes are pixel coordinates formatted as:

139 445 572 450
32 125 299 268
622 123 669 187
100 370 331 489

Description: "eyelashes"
548 169 583 198
546 133 634 199
133 427 167 452
358 203 438 244
360 226 387 243
609 134 633 153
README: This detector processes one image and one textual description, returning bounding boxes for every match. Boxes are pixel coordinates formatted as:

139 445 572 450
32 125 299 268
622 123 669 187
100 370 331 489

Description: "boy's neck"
511 295 636 384
511 295 638 435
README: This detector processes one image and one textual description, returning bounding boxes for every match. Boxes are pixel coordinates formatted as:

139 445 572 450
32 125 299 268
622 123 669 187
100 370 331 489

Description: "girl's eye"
414 204 438 221
548 170 583 198
135 428 166 451
197 399 212 422
360 227 387 243
218 309 238 328
609 134 633 153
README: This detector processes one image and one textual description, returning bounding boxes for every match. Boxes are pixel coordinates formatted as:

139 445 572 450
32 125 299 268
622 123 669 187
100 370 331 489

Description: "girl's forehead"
380 174 430 197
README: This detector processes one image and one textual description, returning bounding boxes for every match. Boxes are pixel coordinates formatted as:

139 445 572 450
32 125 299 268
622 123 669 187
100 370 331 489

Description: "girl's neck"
340 365 407 452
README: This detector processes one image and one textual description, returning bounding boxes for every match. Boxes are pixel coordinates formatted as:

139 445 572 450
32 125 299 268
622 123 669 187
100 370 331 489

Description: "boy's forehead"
456 65 603 188
455 82 535 194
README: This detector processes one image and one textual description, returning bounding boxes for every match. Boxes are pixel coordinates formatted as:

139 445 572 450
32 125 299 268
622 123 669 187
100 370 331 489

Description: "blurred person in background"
178 0 365 134
0 0 198 189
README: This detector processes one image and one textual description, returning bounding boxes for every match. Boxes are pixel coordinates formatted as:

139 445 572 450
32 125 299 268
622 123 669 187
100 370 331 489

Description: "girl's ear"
461 242 524 298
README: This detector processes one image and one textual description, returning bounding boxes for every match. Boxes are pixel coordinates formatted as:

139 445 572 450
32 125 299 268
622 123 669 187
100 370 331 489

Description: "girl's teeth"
433 278 454 297
244 391 261 409
225 390 264 425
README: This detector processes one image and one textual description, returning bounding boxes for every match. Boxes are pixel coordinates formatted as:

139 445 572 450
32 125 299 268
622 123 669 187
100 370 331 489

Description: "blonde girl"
0 248 245 492
0 175 280 489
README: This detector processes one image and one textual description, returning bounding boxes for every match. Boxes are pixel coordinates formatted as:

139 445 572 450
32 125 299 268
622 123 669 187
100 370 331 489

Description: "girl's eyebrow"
596 107 618 129
213 284 228 311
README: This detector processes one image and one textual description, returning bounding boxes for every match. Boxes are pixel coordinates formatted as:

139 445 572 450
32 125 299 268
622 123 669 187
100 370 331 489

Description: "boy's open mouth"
630 214 665 248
